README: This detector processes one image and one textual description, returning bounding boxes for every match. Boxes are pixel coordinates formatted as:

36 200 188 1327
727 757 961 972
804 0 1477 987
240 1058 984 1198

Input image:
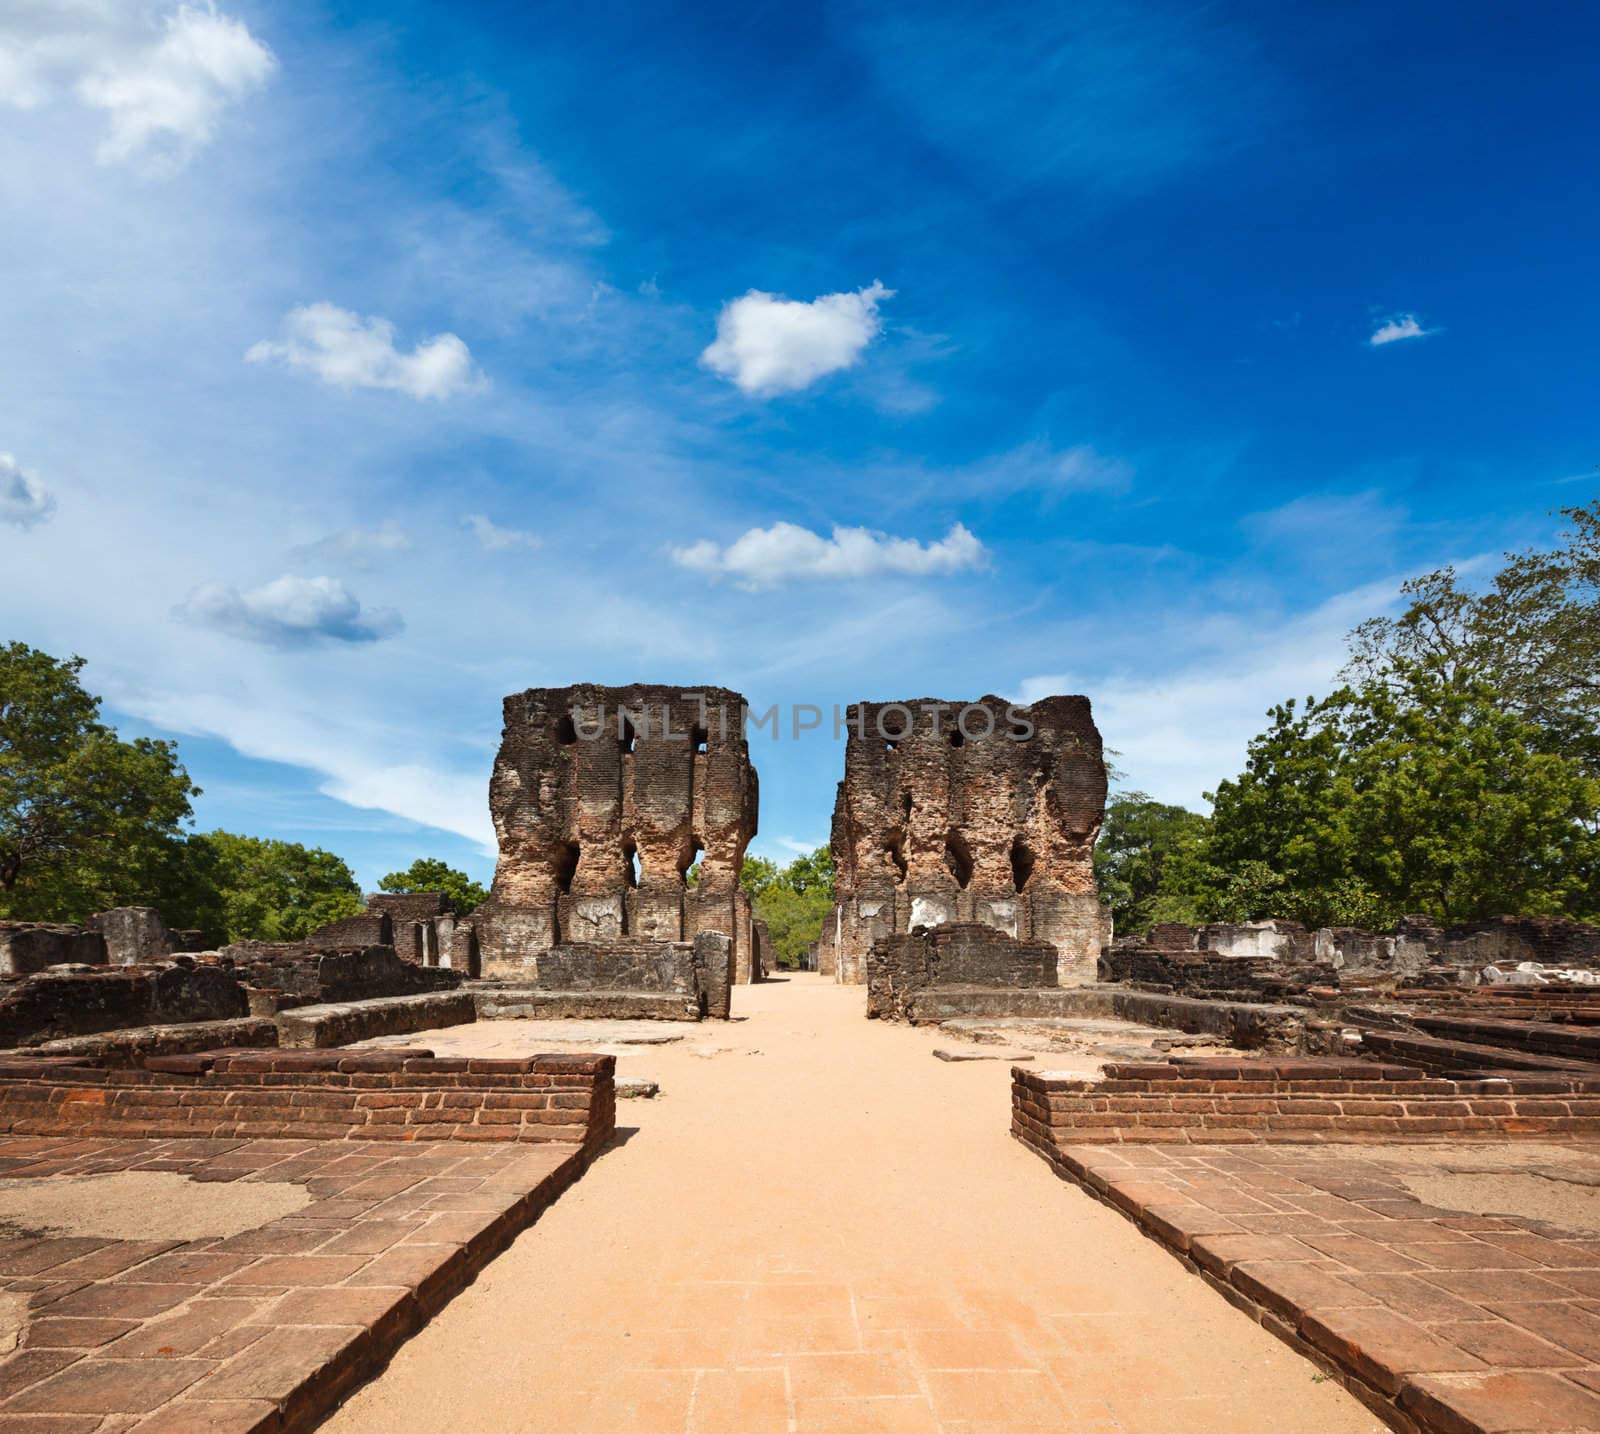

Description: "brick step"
1412 1013 1600 1062
1359 1028 1600 1075
473 988 700 1021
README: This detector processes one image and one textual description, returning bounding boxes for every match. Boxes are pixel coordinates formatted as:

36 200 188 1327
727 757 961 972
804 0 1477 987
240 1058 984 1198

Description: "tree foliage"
0 643 200 922
193 831 364 943
1344 500 1600 775
1205 669 1599 925
1093 793 1209 934
378 858 487 915
741 846 833 966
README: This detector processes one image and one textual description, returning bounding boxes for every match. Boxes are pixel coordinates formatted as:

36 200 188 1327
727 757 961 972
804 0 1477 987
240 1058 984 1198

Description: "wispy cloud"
0 453 55 528
701 281 893 396
672 520 986 589
1014 577 1403 808
174 574 403 647
292 521 411 565
463 513 540 551
247 303 484 400
1368 313 1436 347
975 440 1134 497
0 1 276 166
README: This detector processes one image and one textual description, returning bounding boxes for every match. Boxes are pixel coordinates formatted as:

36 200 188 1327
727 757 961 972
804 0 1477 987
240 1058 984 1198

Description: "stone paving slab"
0 1134 594 1431
1023 1133 1600 1432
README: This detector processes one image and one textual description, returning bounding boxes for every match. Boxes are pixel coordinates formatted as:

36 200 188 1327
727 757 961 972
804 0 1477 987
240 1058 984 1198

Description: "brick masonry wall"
0 1049 616 1146
1011 1058 1600 1147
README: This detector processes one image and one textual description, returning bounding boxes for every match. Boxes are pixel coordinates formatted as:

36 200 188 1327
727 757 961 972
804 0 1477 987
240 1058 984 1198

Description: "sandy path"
325 974 1380 1433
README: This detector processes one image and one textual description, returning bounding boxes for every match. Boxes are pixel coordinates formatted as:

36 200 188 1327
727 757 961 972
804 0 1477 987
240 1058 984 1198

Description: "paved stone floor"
1033 1140 1600 1433
0 1135 582 1431
328 975 1383 1433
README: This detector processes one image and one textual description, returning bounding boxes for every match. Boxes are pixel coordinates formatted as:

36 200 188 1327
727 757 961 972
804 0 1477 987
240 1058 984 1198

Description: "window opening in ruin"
943 830 974 889
883 832 908 883
553 842 580 894
556 713 578 745
1010 837 1036 892
679 836 704 887
623 839 640 888
692 725 709 754
619 716 636 754
884 738 898 752
949 728 965 748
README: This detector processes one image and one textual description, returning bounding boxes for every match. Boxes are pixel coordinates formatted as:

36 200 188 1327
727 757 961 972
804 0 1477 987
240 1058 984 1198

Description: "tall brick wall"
828 695 1106 986
473 684 758 992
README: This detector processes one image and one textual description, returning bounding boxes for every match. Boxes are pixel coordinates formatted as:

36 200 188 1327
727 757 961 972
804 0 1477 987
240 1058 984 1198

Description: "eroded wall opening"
943 830 974 890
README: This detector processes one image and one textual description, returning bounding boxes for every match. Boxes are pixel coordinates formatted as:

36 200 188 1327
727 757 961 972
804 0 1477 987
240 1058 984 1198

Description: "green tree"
193 831 364 942
1093 793 1210 934
741 846 833 966
0 643 200 922
378 857 487 915
1345 498 1600 775
1205 668 1600 925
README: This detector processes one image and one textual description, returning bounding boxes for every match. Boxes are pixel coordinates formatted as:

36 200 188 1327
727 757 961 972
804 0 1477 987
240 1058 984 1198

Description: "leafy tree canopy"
1093 793 1209 935
1344 499 1600 775
378 858 487 915
0 643 199 922
193 831 363 943
1205 668 1599 926
741 846 833 966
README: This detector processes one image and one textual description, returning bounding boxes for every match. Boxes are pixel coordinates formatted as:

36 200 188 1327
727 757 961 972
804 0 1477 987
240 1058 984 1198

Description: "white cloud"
0 453 56 528
246 303 484 400
0 1 276 165
976 440 1133 496
463 513 540 551
673 520 986 589
701 281 893 396
292 521 411 564
1368 313 1436 347
174 574 403 647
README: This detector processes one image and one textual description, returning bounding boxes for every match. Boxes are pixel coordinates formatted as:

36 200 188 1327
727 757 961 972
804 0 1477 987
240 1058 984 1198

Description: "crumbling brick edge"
1014 1129 1428 1429
300 1137 610 1431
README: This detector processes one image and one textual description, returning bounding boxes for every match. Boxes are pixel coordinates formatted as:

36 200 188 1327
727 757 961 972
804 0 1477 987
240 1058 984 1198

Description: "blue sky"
2 0 1596 891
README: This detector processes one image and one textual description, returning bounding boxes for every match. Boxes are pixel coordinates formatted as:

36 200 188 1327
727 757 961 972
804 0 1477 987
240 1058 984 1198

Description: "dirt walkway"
325 974 1380 1433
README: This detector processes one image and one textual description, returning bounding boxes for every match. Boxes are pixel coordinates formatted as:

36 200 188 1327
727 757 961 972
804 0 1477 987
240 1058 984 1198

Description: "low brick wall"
0 1049 616 1146
27 1015 278 1066
275 990 477 1047
1012 1057 1600 1147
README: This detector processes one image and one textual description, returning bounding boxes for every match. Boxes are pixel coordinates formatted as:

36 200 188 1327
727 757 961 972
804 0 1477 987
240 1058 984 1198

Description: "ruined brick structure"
473 684 759 992
826 695 1107 985
867 923 1061 1022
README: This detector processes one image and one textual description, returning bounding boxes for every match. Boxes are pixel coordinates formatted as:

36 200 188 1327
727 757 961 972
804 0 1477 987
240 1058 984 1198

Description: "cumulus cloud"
672 520 986 589
0 1 276 164
246 303 484 400
701 281 893 396
174 574 403 647
0 453 56 528
1368 313 1436 347
463 513 540 551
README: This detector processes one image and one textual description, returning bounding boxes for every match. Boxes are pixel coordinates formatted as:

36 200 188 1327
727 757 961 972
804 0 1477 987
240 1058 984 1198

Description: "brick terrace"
1014 1057 1600 1145
0 1134 592 1432
1024 1138 1600 1433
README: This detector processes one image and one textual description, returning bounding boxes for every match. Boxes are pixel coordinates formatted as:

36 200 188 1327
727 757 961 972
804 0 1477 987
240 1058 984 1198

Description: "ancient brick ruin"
823 695 1107 985
472 684 759 1002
